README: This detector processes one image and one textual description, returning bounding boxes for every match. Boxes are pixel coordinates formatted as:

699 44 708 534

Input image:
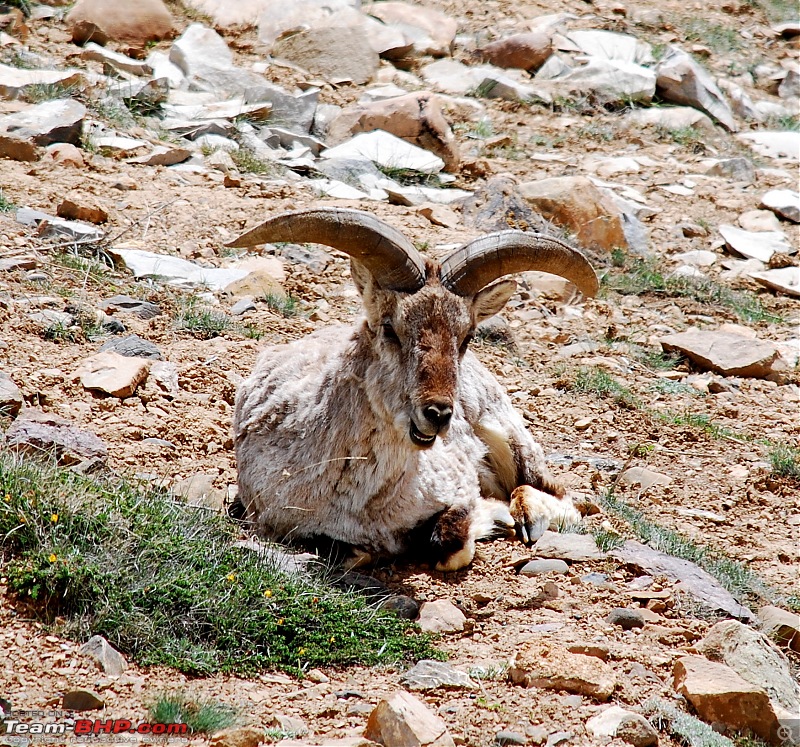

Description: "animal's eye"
382 322 400 345
459 333 474 355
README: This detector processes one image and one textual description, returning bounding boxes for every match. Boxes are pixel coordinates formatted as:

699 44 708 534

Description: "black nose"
423 403 452 429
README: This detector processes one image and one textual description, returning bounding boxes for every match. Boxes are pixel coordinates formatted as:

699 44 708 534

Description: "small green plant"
764 113 800 131
230 147 274 175
570 367 640 409
468 663 509 680
649 379 698 396
262 292 299 318
768 442 800 480
656 125 706 152
610 247 627 268
148 692 237 735
42 321 81 344
23 82 79 103
0 190 15 213
85 96 135 129
592 528 625 552
265 727 305 743
467 79 499 99
0 453 439 675
175 302 234 339
376 165 440 187
576 122 616 142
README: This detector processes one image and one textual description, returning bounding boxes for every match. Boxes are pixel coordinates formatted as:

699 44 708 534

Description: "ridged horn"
226 208 426 292
440 231 599 298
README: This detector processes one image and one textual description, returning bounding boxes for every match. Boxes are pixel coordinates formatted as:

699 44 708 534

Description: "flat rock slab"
660 328 779 379
510 639 616 701
749 267 800 298
0 99 86 161
101 295 162 319
586 705 658 747
738 131 800 160
321 130 445 174
62 689 104 711
0 63 83 100
99 334 163 360
613 540 754 621
5 409 107 466
532 531 606 562
400 660 477 691
74 351 150 398
719 223 792 263
760 189 800 223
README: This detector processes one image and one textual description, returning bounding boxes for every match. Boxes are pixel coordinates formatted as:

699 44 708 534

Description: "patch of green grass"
0 190 15 212
657 410 738 440
230 147 274 175
602 258 782 324
148 692 237 735
570 367 641 409
592 527 625 553
376 165 440 187
174 301 234 339
23 82 80 104
656 125 707 152
599 491 779 608
85 96 135 129
764 113 800 131
768 442 800 480
263 292 299 318
42 321 81 344
644 698 735 747
682 18 741 53
468 663 508 680
0 453 440 675
649 378 698 396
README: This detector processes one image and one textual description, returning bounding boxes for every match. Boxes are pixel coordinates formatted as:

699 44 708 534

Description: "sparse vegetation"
768 442 800 480
0 190 16 212
764 113 800 131
376 164 441 186
656 124 707 152
682 18 741 53
148 692 237 734
645 698 735 747
592 527 625 552
599 490 780 608
568 366 641 409
0 453 440 675
263 292 299 318
23 82 80 104
230 147 274 175
175 304 235 339
602 258 782 324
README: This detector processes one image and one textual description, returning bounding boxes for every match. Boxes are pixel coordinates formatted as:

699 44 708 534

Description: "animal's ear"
472 278 517 323
350 258 373 296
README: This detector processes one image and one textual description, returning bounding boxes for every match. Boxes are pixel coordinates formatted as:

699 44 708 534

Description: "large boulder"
365 2 457 58
327 92 459 171
365 691 455 747
520 176 629 253
66 0 174 50
0 99 85 162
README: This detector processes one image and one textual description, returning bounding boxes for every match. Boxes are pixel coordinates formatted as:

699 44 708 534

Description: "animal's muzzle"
409 401 453 448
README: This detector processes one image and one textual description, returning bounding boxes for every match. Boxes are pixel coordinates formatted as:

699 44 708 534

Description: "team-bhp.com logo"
3 718 188 741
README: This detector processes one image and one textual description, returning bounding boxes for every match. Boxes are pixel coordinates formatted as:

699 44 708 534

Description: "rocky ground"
0 0 799 746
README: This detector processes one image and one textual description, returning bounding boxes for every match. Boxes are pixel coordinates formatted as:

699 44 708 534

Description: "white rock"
146 50 185 89
109 247 249 290
182 0 274 29
749 267 800 298
673 249 717 267
584 156 640 178
738 209 781 232
625 105 716 133
94 135 149 153
417 600 466 634
566 29 654 65
760 189 800 223
308 178 384 201
586 705 658 746
258 0 357 48
671 265 706 279
656 46 737 132
738 131 800 160
548 57 656 105
321 130 444 174
0 63 83 100
80 42 152 76
384 185 471 206
719 224 792 263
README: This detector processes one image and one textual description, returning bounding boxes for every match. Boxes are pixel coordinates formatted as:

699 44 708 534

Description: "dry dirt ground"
0 0 799 745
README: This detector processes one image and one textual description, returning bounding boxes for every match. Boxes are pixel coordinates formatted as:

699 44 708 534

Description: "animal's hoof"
509 485 560 545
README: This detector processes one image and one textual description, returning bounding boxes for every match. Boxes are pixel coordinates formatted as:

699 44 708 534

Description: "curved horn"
440 231 599 298
226 208 426 292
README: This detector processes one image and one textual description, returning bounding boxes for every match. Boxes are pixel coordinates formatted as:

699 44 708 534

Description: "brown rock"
416 600 466 634
660 329 779 379
509 639 616 701
416 204 459 228
365 690 455 747
475 32 553 72
57 199 108 225
328 93 459 171
62 689 104 711
672 655 776 742
45 143 85 167
209 727 264 747
520 176 628 253
759 606 800 652
460 175 546 233
74 351 150 398
5 409 108 466
67 0 174 50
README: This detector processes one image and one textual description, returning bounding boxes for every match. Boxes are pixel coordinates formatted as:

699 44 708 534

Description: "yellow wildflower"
51 514 58 523
48 553 57 563
264 589 272 598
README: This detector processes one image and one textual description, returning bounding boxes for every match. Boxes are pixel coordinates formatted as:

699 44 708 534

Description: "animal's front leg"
510 485 581 545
